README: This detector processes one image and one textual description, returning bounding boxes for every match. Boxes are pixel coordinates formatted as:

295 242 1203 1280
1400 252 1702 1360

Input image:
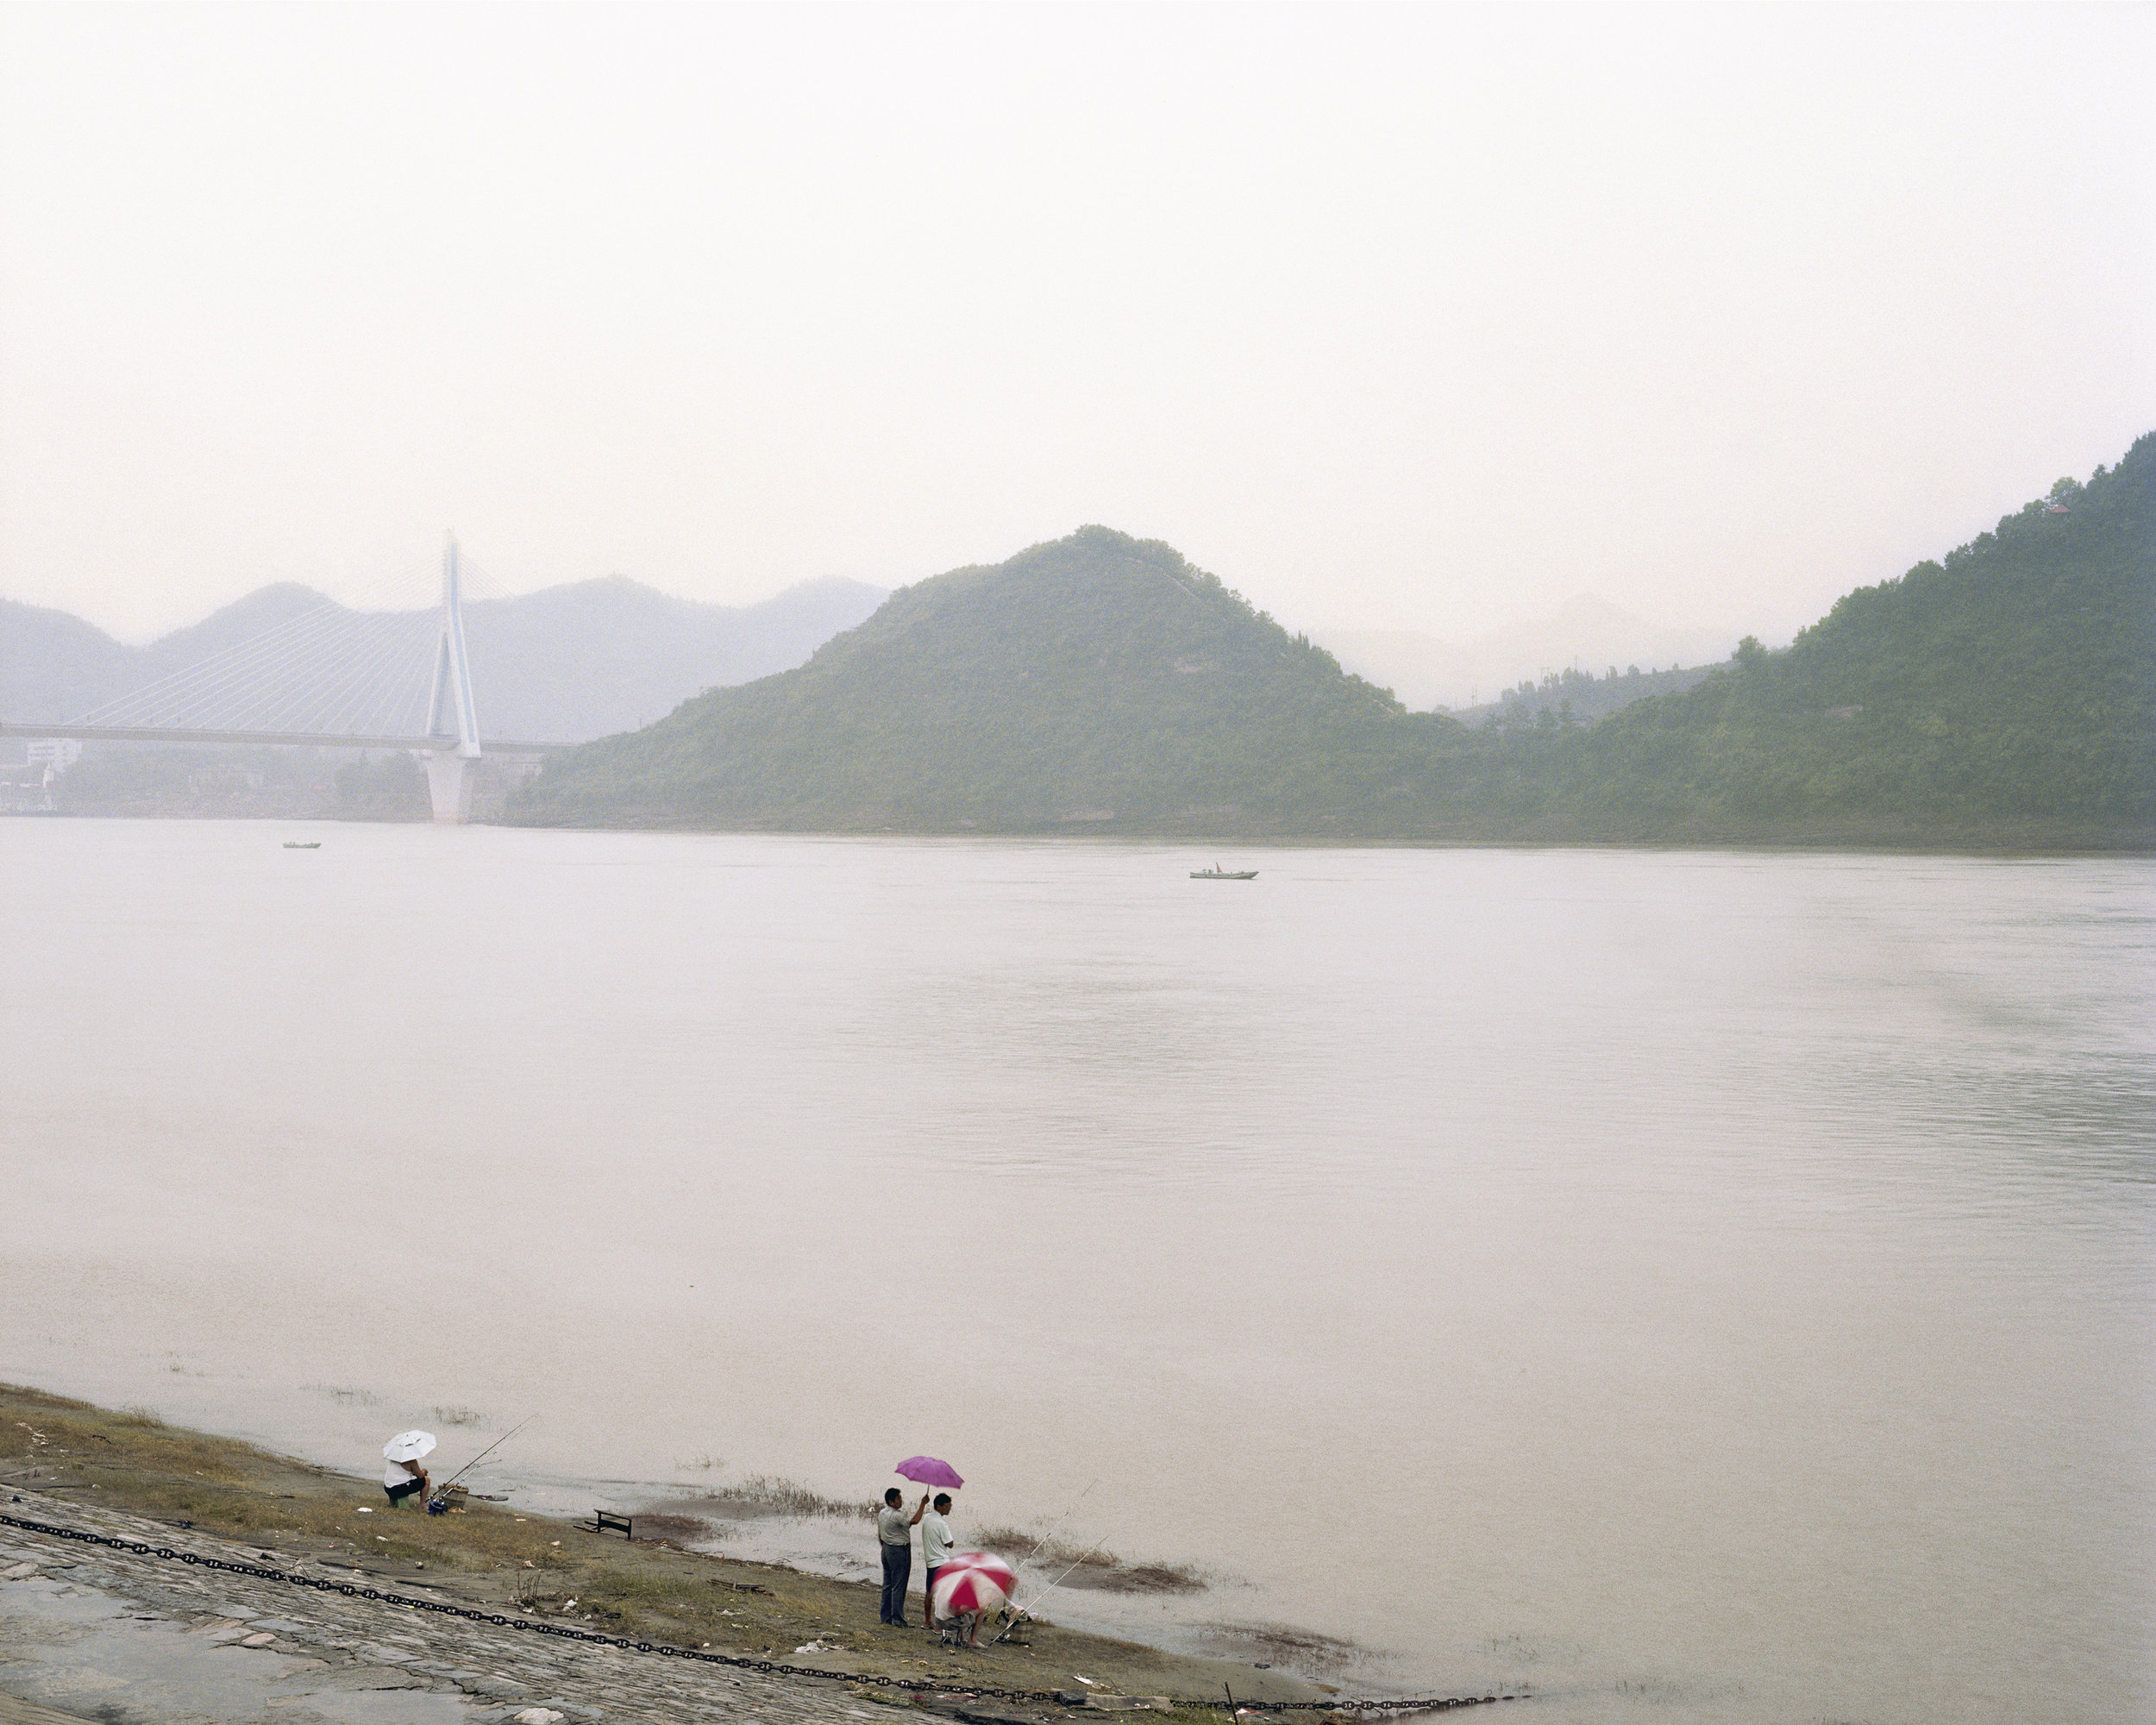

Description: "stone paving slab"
0 1503 931 1723
0 1690 109 1725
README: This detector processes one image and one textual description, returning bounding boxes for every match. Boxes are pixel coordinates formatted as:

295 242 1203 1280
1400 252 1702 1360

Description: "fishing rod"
435 1414 536 1493
992 1530 1114 1644
983 1477 1099 1646
1011 1477 1099 1574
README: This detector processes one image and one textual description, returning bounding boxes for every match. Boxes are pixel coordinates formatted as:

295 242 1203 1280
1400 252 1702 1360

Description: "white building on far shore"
25 737 82 771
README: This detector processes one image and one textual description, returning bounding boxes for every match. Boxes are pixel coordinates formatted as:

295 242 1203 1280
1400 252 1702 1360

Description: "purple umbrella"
895 1456 964 1489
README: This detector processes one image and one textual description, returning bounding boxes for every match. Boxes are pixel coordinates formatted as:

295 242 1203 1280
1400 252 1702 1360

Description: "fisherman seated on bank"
919 1491 956 1632
384 1453 429 1507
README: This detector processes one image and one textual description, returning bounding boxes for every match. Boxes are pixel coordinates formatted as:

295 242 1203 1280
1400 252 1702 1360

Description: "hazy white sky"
2 2 2149 644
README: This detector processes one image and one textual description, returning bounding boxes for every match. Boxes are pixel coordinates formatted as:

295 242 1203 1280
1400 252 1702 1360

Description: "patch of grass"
430 1406 485 1427
719 1475 869 1520
1 1383 576 1574
975 1523 1115 1567
973 1523 1202 1594
1200 1622 1360 1679
542 1557 890 1654
1108 1563 1204 1595
6 1390 248 1484
302 1383 384 1408
630 1514 713 1542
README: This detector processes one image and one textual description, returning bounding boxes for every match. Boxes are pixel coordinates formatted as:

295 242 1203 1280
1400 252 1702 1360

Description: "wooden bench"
586 1510 633 1540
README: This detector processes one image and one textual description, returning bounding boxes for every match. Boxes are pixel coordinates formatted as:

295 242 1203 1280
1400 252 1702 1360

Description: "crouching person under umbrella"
382 1430 436 1508
931 1552 1016 1649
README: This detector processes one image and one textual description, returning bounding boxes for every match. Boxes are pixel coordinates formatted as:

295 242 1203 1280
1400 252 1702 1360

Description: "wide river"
3 819 2150 1721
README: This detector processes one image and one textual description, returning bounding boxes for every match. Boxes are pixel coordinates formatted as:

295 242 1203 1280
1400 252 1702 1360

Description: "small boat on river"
1190 864 1257 880
283 841 321 850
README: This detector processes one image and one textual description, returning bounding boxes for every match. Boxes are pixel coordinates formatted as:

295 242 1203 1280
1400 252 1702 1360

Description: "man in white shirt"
384 1453 429 1508
918 1491 956 1631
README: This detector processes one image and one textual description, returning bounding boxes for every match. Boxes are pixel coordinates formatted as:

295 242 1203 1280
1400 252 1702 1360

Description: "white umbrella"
383 1431 436 1463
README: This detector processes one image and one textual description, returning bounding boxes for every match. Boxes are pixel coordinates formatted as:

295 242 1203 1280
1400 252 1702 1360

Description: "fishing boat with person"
1189 863 1257 880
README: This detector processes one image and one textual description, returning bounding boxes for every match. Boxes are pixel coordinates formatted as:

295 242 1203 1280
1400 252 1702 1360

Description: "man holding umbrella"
383 1430 435 1508
893 1457 964 1634
876 1488 922 1627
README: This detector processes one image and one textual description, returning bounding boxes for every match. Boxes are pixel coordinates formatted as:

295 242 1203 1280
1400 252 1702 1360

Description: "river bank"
14 803 2153 852
0 1385 1376 1720
498 804 2156 851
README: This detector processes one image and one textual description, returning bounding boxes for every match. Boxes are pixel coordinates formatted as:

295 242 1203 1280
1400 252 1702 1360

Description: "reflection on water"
2 821 2150 1722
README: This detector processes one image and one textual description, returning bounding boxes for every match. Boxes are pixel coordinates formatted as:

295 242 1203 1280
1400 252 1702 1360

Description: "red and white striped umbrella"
931 1552 1016 1618
939 1551 1014 1583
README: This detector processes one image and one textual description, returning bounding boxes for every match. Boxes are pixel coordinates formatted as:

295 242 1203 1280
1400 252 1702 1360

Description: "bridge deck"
0 723 567 754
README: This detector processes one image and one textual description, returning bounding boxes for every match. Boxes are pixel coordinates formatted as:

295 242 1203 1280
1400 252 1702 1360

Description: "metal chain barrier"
1 1512 1523 1714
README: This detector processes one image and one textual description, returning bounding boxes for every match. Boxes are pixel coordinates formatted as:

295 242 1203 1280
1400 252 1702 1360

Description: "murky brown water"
3 820 2150 1720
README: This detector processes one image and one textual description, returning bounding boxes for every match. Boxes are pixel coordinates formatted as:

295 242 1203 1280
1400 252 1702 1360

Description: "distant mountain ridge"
461 574 887 740
513 435 2153 844
1 574 888 743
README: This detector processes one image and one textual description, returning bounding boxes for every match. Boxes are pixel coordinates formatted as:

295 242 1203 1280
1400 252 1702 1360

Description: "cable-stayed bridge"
1 538 563 822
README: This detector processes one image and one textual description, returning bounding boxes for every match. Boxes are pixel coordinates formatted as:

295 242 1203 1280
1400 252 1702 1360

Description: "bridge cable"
74 555 442 731
218 611 411 735
273 612 433 737
81 599 388 730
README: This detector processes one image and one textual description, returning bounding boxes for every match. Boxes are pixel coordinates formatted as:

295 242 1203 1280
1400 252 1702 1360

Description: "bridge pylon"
420 534 483 823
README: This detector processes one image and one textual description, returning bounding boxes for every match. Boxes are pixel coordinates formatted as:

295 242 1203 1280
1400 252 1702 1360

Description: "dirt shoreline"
1 1384 1351 1717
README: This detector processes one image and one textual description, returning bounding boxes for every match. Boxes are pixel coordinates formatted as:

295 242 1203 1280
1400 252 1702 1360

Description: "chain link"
0 1513 1522 1713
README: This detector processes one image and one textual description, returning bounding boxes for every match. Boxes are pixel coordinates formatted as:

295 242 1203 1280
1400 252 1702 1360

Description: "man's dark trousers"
881 1542 912 1624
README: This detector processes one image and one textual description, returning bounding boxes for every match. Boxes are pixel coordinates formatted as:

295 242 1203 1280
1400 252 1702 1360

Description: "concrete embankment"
1 1499 870 1724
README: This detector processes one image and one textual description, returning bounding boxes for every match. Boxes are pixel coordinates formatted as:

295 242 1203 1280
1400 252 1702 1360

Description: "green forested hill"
1543 433 2154 832
512 527 1413 829
512 437 2155 844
